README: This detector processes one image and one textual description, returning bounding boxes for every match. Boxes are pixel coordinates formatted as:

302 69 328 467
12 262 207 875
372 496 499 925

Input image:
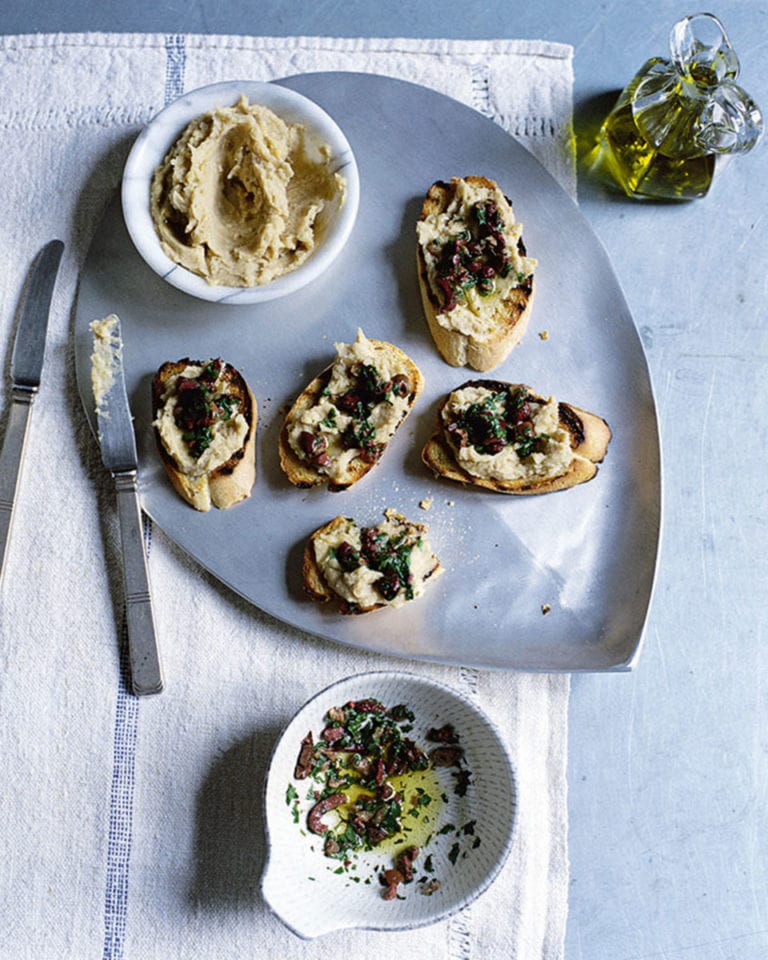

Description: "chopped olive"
358 363 391 402
299 431 331 468
173 360 239 459
432 199 521 311
390 374 411 398
335 541 361 572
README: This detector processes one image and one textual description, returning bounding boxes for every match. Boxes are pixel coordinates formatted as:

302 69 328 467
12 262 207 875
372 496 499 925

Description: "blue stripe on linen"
101 636 140 960
101 36 186 959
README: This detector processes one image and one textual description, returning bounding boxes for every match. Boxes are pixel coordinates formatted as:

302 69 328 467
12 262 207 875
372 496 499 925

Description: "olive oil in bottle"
597 70 716 200
593 14 762 201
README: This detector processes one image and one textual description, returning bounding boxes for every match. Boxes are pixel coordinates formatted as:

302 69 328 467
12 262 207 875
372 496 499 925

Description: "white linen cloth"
0 33 574 960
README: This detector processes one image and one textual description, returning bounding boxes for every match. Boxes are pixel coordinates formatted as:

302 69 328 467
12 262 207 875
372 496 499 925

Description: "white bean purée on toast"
279 329 423 491
416 176 536 372
152 357 257 512
422 379 611 495
303 509 443 614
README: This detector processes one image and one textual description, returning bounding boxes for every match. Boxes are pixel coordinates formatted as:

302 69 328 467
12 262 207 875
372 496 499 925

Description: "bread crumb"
538 330 549 341
541 603 551 615
419 498 433 511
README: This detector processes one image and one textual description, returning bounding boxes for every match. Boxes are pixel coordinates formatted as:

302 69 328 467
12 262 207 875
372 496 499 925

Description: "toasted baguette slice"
279 329 424 492
152 358 257 512
303 510 443 614
416 176 536 372
422 379 611 495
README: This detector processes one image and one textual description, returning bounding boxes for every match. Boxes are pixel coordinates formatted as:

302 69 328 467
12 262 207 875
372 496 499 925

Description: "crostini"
303 509 443 614
279 329 423 491
151 357 257 511
416 175 536 372
422 379 611 494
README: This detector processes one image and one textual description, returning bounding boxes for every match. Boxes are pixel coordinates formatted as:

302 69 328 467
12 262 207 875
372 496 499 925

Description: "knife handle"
114 470 164 696
0 386 36 583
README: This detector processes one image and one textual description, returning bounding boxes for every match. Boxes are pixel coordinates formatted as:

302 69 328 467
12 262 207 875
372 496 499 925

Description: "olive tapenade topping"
333 524 420 602
289 697 479 902
381 845 421 900
447 385 549 459
306 362 411 467
173 359 239 459
299 431 331 468
430 200 525 312
299 700 430 862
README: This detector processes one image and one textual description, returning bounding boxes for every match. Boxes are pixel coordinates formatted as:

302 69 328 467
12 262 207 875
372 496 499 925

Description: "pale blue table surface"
3 2 767 958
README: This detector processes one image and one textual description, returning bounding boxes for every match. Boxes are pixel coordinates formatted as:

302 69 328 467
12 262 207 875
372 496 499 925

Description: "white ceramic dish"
261 671 517 939
121 79 360 304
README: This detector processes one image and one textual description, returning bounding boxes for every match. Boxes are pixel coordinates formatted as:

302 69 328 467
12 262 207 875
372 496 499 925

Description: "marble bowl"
121 80 359 305
261 671 517 939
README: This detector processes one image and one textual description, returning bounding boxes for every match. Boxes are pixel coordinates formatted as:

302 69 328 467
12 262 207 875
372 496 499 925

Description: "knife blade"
91 314 163 696
0 239 64 582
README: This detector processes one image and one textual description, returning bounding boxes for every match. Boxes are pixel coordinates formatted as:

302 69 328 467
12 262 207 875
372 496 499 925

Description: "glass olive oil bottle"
595 14 762 200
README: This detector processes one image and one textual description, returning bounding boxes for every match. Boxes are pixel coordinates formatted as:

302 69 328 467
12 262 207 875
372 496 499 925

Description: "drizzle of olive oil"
325 763 446 856
381 764 447 854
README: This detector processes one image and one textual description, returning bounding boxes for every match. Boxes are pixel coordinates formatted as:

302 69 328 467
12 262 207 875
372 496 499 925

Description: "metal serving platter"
74 72 661 671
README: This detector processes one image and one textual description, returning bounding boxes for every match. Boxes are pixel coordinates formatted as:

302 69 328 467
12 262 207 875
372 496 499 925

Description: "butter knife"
0 240 64 582
91 315 163 696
